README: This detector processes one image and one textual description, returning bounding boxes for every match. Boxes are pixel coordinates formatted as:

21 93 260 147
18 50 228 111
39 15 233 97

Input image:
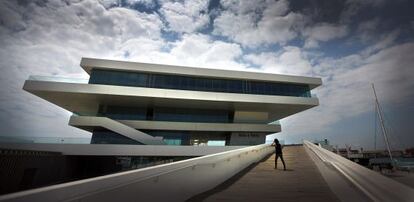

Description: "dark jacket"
274 143 282 154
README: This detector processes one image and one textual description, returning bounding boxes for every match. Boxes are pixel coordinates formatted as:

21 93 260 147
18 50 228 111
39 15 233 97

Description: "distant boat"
372 83 395 168
371 84 414 172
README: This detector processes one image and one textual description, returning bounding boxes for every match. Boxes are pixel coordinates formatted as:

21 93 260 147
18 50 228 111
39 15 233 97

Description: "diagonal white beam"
69 116 165 145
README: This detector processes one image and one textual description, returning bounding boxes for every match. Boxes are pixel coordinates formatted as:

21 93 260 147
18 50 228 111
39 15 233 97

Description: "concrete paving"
190 145 340 202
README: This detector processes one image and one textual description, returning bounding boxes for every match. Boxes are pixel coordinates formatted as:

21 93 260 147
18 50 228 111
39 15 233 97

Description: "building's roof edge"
80 57 322 89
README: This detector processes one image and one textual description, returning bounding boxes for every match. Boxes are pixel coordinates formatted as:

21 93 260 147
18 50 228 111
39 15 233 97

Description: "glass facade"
163 139 182 145
89 69 148 87
97 105 232 123
91 129 264 146
142 130 231 146
98 105 147 120
207 140 226 146
153 108 230 123
144 130 190 145
91 129 142 145
89 69 311 97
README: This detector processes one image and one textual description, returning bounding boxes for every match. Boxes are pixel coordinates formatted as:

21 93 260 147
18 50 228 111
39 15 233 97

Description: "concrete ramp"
193 143 414 202
191 145 340 201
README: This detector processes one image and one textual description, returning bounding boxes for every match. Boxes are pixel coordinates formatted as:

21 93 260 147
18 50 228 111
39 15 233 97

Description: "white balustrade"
0 144 273 202
304 140 414 202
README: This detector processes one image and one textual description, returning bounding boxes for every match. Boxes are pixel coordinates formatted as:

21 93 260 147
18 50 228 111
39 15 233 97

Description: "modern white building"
23 58 321 146
7 59 413 202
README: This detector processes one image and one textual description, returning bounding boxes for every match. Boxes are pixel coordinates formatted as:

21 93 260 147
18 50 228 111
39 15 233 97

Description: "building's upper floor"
23 58 322 123
81 58 322 98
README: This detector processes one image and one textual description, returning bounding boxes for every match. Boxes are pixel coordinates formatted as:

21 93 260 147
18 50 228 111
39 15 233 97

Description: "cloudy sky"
0 0 413 149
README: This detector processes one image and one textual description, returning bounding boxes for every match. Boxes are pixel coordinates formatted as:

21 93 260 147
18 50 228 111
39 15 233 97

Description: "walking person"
271 138 286 170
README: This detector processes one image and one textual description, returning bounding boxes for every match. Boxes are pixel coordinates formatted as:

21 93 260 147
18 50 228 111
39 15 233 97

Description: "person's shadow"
274 168 294 171
188 153 272 201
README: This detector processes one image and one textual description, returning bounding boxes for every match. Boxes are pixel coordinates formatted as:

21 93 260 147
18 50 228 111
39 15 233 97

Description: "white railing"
304 141 414 202
69 116 166 145
0 144 273 202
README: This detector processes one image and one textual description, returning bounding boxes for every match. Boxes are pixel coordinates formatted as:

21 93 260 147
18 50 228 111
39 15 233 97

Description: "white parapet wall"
304 140 414 202
0 144 273 202
0 143 247 156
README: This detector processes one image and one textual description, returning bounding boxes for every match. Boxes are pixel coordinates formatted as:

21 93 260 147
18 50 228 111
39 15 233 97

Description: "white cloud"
215 0 349 48
271 42 414 148
99 0 157 9
220 0 267 14
126 0 156 6
340 0 385 23
244 46 312 75
99 0 119 8
361 29 400 56
170 34 244 69
303 23 349 48
356 18 380 42
213 0 304 47
0 1 246 139
0 0 165 138
160 0 209 33
132 33 246 70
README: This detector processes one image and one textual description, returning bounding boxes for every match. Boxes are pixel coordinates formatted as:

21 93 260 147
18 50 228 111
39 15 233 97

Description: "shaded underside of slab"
190 146 340 202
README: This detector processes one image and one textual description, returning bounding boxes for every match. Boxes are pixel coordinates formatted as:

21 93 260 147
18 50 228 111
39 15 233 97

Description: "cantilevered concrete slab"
80 58 322 90
70 116 281 133
69 116 279 145
23 80 319 122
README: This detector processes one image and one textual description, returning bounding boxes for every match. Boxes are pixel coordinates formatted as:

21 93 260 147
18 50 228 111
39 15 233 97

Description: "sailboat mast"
371 83 394 167
374 96 377 150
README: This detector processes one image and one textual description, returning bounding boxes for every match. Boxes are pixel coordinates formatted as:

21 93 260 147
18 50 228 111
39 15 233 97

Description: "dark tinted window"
153 108 230 123
91 129 141 145
98 105 147 120
89 69 311 97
